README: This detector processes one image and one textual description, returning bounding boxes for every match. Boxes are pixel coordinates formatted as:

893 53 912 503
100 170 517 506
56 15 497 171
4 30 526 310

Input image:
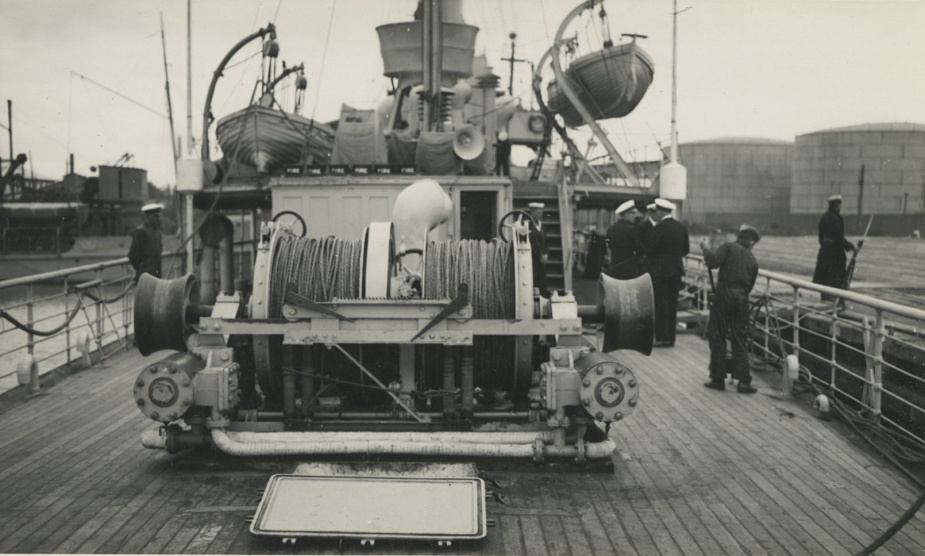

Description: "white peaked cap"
528 202 545 209
654 198 676 211
828 194 842 202
616 200 636 214
141 203 165 213
646 202 657 210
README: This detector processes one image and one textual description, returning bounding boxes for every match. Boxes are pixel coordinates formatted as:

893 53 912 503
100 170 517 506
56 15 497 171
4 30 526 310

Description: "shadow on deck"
1 296 925 554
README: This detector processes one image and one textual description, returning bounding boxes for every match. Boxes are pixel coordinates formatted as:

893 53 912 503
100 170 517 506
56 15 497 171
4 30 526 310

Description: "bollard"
16 354 41 396
76 332 92 367
783 353 799 397
813 394 832 420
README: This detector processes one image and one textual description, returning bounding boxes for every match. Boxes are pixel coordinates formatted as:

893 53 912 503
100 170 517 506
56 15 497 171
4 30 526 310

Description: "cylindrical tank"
792 123 925 216
678 137 793 227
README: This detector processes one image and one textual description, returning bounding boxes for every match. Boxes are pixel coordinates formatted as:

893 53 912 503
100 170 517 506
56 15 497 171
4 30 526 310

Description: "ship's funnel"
377 20 478 90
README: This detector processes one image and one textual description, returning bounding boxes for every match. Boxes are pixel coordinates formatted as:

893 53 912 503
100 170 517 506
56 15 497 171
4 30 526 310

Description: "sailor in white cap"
653 198 676 213
649 198 690 347
603 200 645 279
141 202 165 213
526 202 548 295
129 202 165 281
699 223 761 393
813 192 854 301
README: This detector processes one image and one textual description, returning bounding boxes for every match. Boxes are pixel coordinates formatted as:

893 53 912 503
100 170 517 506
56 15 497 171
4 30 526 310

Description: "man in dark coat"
527 202 548 296
604 200 644 279
629 201 657 276
128 203 164 282
700 225 761 394
495 130 512 176
812 195 855 301
647 198 689 347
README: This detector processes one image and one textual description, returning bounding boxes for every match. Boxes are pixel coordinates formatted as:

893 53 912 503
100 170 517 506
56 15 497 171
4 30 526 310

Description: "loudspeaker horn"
452 126 485 161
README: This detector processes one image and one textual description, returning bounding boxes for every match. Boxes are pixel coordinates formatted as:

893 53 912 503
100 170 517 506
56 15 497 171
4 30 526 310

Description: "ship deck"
2 331 925 555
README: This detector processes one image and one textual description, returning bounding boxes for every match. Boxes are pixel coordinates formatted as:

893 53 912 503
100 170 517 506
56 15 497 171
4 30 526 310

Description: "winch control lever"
284 282 356 322
411 283 469 342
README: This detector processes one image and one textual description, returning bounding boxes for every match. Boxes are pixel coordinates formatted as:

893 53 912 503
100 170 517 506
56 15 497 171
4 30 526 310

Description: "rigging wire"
307 0 339 127
272 0 284 23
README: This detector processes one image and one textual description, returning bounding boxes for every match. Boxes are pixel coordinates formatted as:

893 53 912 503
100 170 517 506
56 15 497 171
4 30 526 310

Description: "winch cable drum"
264 229 522 398
133 217 654 416
269 234 365 310
425 238 518 393
423 239 515 319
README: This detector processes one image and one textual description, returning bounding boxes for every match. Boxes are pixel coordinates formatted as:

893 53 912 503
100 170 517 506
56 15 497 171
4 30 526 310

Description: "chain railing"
685 254 925 451
0 238 256 393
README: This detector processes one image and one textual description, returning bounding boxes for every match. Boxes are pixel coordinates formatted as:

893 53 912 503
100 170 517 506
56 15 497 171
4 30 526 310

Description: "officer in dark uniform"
495 130 512 177
604 200 644 279
700 224 761 394
636 202 657 266
647 198 689 347
812 194 855 301
129 203 164 282
527 202 548 296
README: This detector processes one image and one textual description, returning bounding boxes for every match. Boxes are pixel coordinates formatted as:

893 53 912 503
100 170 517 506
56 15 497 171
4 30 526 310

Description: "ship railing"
0 251 182 392
685 254 925 450
0 237 256 393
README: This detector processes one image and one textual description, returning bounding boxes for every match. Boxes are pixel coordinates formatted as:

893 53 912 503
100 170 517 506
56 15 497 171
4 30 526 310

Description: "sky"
1 0 924 187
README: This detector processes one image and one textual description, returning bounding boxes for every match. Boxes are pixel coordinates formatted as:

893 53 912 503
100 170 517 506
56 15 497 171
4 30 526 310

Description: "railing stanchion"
123 269 132 342
830 302 839 389
872 309 885 422
791 285 801 393
26 284 35 356
64 277 72 365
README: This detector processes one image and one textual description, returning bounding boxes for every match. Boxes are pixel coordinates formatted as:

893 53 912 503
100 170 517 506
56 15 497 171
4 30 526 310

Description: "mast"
185 0 194 274
659 0 688 204
161 12 179 179
7 100 12 176
506 32 516 96
186 0 193 155
670 0 679 163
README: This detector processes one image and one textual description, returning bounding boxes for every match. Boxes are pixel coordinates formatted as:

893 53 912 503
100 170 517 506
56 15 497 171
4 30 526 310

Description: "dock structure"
1 332 924 554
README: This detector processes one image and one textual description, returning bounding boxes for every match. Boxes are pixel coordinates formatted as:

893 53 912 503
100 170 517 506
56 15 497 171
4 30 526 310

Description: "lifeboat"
214 105 334 173
547 41 654 128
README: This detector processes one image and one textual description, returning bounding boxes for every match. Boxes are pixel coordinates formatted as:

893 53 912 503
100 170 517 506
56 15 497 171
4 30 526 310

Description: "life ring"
527 114 547 134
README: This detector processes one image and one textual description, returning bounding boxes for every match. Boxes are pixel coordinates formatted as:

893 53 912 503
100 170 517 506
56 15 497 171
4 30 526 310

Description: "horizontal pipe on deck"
210 429 615 459
249 411 530 421
221 430 557 445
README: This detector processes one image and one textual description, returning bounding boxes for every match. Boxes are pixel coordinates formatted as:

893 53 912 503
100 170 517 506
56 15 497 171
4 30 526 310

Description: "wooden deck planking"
0 422 154 552
619 337 925 555
637 397 789 555
0 338 924 553
635 349 875 554
17 437 158 553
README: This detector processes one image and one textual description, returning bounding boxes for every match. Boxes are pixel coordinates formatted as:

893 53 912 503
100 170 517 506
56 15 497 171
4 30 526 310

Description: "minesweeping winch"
131 179 654 463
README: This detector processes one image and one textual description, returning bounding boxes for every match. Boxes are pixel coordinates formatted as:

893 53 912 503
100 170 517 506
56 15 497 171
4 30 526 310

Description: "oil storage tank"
678 137 793 230
792 123 925 235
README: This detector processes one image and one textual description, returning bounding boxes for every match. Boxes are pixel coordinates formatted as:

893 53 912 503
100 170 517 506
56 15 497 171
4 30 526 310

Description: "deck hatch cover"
249 475 486 540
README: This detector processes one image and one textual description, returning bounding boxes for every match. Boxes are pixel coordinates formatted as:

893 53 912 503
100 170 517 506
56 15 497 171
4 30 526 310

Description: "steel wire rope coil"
270 236 364 313
425 239 517 393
